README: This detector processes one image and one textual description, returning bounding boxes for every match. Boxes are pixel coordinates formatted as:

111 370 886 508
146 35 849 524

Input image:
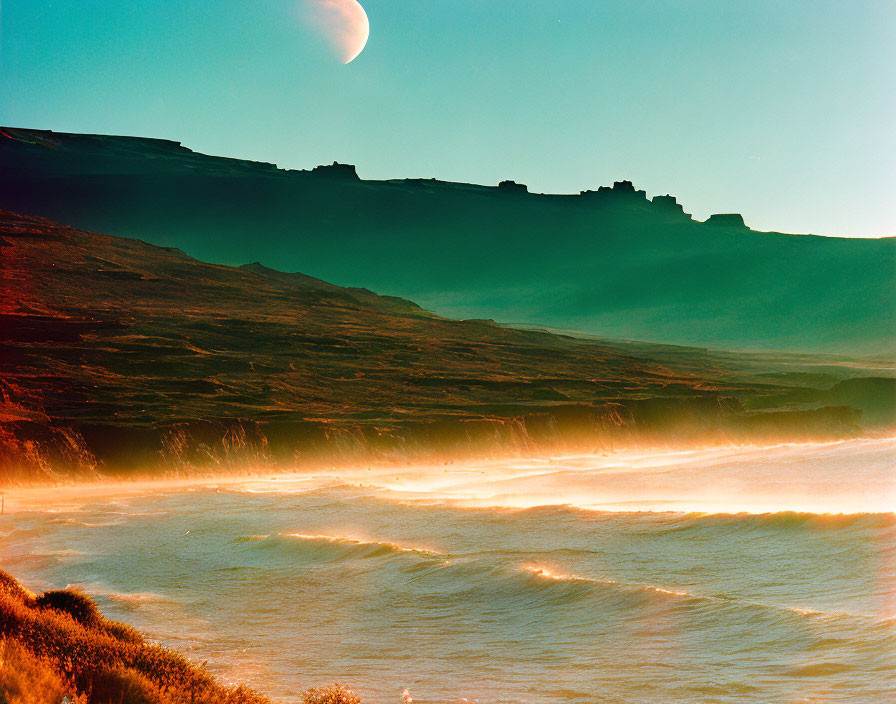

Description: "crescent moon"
303 0 370 64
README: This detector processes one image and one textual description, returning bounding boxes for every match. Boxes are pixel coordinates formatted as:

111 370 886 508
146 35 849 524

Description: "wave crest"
239 532 444 563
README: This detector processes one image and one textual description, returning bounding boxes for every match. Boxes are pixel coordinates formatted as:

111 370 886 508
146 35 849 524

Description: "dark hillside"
2 127 892 353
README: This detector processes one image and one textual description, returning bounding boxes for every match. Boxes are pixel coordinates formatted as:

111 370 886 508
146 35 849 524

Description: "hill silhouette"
0 126 893 354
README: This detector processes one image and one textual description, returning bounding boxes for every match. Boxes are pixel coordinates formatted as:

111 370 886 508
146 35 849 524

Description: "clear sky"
2 0 894 236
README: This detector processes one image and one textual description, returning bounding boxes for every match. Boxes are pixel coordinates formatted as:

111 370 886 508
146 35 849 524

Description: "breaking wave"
236 532 444 562
2 438 893 703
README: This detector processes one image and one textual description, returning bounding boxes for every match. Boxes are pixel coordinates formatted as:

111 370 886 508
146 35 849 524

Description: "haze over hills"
2 127 893 355
3 209 892 483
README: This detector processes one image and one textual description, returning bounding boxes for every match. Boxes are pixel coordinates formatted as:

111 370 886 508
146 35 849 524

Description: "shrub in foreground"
0 639 84 704
0 568 377 704
302 683 362 704
0 568 269 704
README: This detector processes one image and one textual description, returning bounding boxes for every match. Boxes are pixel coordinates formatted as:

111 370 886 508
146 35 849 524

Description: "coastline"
3 434 893 515
2 399 877 488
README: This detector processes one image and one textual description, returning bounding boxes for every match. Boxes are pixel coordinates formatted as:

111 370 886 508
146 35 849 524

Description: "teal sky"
2 0 894 236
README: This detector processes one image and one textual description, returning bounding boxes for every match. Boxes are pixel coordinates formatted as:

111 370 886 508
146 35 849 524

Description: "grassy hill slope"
2 210 889 484
2 127 893 354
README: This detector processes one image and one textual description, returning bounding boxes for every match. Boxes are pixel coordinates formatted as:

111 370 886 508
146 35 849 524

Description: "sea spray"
1 439 893 703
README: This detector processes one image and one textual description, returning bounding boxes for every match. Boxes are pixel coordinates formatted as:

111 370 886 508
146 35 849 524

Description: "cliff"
2 127 893 354
311 161 360 180
705 213 747 227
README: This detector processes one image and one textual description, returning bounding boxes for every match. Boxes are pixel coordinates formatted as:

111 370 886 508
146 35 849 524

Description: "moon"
303 0 369 64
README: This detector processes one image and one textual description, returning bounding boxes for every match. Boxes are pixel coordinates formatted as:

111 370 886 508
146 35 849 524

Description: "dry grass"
301 684 362 704
0 568 271 704
0 569 371 703
0 638 82 704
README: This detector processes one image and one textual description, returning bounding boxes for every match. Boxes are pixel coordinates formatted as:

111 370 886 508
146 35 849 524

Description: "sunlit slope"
2 127 892 353
2 209 890 482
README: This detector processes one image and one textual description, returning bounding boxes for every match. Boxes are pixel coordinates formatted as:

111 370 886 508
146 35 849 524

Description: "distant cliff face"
651 194 690 218
1 127 893 354
312 161 360 180
705 213 747 228
498 179 528 193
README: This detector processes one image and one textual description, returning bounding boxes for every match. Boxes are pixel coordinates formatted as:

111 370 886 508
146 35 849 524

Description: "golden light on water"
523 564 565 580
339 437 896 516
4 437 893 517
2 437 893 702
283 532 442 556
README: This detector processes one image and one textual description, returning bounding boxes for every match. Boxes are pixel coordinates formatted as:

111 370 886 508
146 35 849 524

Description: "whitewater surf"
2 438 894 703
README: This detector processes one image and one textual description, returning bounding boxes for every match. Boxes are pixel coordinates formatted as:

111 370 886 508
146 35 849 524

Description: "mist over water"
2 439 894 703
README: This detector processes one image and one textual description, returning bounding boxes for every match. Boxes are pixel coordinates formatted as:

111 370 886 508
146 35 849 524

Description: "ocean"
2 438 894 703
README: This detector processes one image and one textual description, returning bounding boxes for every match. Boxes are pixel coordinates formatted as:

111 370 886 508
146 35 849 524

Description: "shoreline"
3 434 893 516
